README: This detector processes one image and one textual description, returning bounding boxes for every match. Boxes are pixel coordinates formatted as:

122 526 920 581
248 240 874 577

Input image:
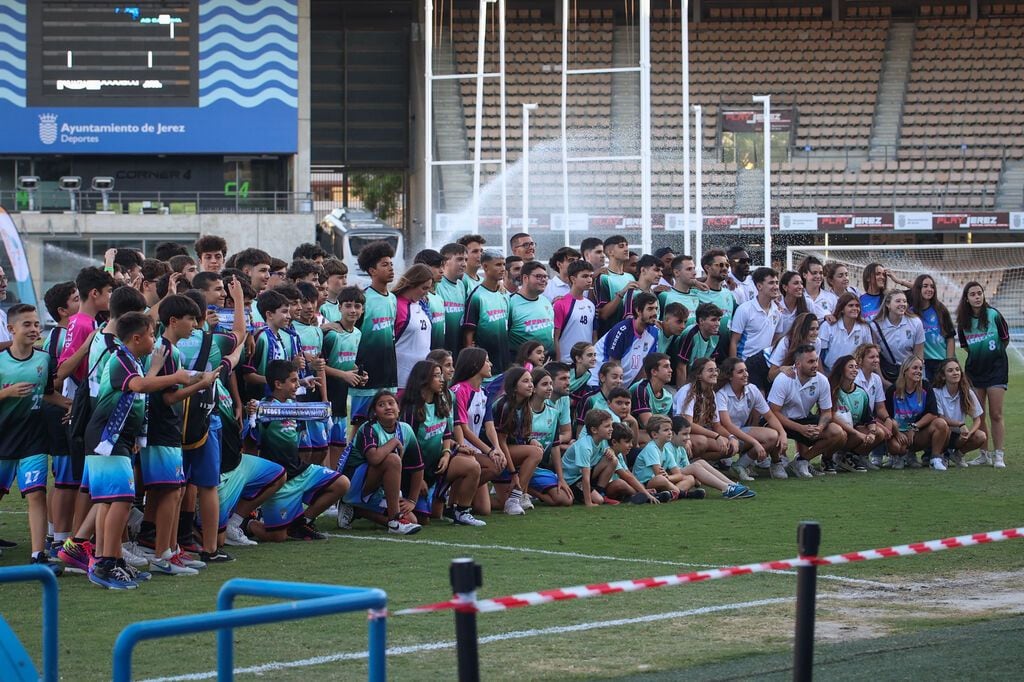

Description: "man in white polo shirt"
768 344 845 479
729 267 781 360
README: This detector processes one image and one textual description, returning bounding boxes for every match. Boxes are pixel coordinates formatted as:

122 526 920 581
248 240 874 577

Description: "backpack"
181 331 215 451
66 345 112 459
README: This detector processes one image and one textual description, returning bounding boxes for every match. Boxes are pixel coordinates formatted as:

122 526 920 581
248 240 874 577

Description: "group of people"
0 230 1009 590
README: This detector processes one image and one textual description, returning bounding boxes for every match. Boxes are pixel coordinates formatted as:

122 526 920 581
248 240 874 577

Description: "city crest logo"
39 114 59 145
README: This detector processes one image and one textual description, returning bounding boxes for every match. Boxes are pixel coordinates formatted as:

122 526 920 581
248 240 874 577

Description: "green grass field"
1 360 1023 681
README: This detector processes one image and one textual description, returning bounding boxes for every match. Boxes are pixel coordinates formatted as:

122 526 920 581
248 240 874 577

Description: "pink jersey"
553 294 596 363
58 312 98 384
451 381 488 440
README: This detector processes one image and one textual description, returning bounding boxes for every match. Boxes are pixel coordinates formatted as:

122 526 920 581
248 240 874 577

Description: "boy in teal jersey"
245 361 349 542
562 413 649 505
41 281 80 550
141 296 219 575
293 282 331 465
242 289 302 402
351 241 398 423
319 258 348 324
83 312 194 589
675 303 723 386
632 416 698 500
438 243 469 354
508 261 556 357
462 251 511 375
177 282 247 562
542 362 574 449
0 304 70 574
322 286 367 470
658 255 701 327
657 302 689 358
696 250 737 339
414 248 448 350
595 235 637 337
629 353 674 444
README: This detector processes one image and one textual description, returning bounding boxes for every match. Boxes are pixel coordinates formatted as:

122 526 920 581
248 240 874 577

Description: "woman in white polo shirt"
853 343 896 470
715 357 788 481
930 358 987 469
870 290 924 384
819 293 873 373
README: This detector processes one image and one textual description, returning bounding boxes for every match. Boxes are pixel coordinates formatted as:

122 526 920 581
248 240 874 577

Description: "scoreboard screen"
27 1 198 107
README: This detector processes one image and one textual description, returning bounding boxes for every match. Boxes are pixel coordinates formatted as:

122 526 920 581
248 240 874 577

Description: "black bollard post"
450 557 482 682
793 521 821 682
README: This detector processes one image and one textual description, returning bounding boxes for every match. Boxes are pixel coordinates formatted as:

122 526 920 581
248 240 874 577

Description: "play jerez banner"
0 0 298 154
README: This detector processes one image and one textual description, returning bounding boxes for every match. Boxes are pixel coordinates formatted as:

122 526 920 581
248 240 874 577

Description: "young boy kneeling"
632 415 704 501
561 409 653 505
246 360 349 541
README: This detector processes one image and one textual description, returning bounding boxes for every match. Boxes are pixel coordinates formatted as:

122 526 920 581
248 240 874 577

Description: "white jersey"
730 298 782 359
804 290 838 320
672 383 720 423
819 320 872 372
854 369 885 407
933 385 983 423
394 297 432 390
768 335 823 368
872 315 925 366
767 371 832 419
553 294 596 363
543 275 571 302
715 384 770 427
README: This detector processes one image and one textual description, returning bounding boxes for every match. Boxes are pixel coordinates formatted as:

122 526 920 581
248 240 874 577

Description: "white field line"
324 532 893 588
139 596 794 682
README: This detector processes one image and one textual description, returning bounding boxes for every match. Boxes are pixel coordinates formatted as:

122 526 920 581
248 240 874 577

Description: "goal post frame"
785 242 1024 272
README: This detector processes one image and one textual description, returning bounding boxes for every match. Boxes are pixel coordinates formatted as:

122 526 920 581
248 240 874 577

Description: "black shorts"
946 431 965 452
784 416 821 447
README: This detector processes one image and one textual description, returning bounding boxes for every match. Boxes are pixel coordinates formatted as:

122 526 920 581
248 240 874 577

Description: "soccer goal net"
785 243 1024 340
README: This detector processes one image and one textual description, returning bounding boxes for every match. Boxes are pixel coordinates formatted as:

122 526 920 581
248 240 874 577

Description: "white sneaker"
224 524 257 546
993 451 1006 469
930 457 947 471
387 518 422 535
150 554 198 576
968 450 991 466
453 508 487 527
869 454 883 470
503 494 526 516
793 459 813 479
519 495 535 511
336 503 355 529
731 464 755 482
121 542 149 568
174 548 206 570
770 462 789 480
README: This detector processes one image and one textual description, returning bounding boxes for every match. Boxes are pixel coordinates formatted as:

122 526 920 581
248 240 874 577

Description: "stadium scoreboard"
26 2 199 107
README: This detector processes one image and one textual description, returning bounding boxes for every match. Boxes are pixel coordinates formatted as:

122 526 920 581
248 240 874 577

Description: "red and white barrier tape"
395 526 1024 616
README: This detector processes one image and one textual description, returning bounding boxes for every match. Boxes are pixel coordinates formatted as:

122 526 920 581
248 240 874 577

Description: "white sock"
47 522 54 536
737 454 754 468
54 532 70 543
228 514 243 528
160 548 174 561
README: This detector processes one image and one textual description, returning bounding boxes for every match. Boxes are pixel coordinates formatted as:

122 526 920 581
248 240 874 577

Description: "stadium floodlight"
17 175 40 211
59 176 82 213
91 176 115 212
521 102 538 233
752 94 772 267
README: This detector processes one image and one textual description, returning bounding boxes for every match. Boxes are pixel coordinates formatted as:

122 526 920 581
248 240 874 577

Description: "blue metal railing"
0 565 60 682
112 578 387 682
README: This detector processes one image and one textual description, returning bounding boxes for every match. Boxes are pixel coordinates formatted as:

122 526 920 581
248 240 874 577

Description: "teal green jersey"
696 287 736 337
320 300 342 324
632 440 672 484
401 401 453 483
87 329 120 398
84 349 147 457
835 385 872 427
425 291 446 350
0 348 55 459
177 329 236 423
658 288 699 327
460 272 482 298
355 287 398 390
143 339 185 446
464 284 511 373
668 442 690 467
917 306 952 362
245 326 298 401
958 307 1010 387
529 401 561 466
629 379 673 418
437 276 467 354
255 399 305 479
323 326 360 418
347 419 420 474
508 293 555 355
579 390 620 425
595 270 635 336
561 433 624 486
42 327 66 355
292 320 324 359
